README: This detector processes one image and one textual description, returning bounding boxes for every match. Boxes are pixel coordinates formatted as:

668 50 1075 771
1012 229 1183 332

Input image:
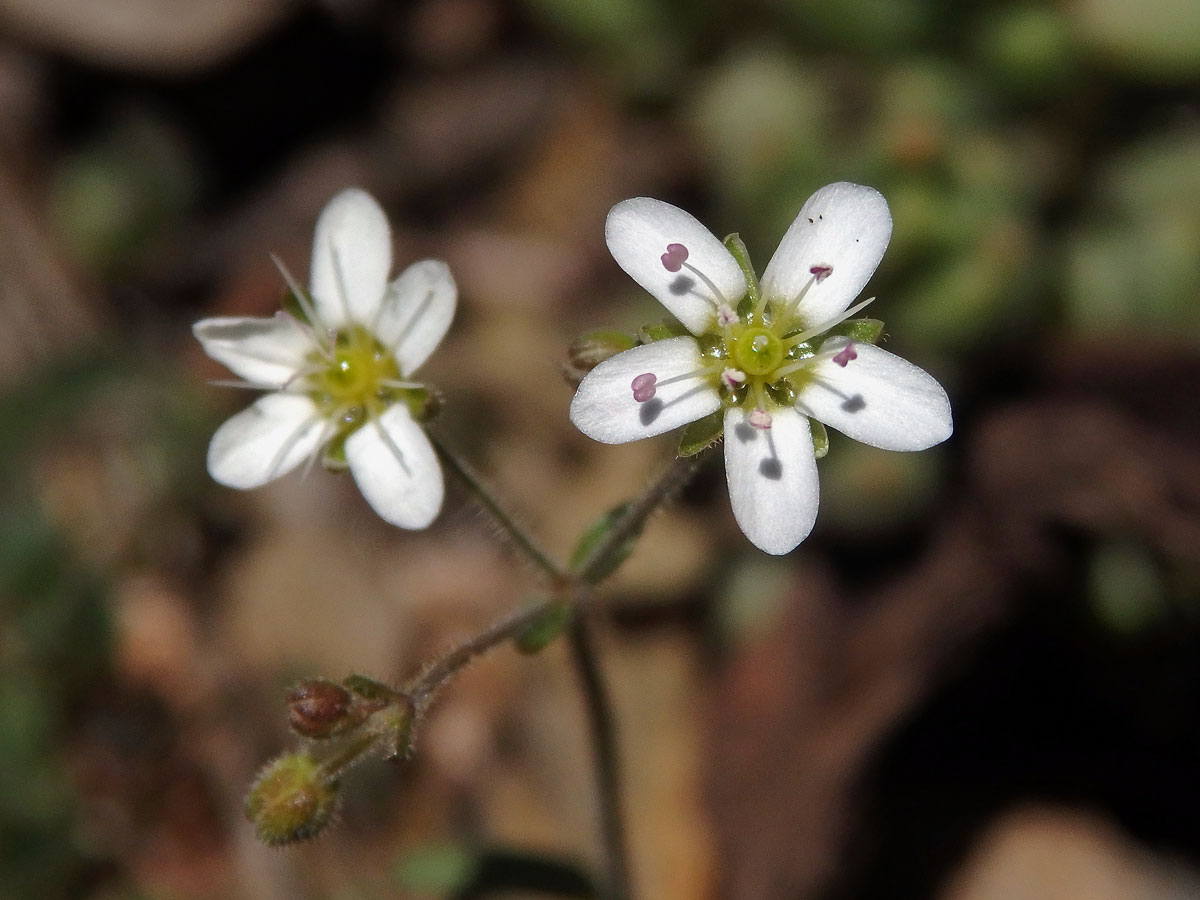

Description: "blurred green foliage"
0 352 215 899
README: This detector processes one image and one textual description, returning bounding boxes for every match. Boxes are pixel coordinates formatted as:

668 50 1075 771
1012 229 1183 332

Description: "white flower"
570 182 952 555
193 188 455 529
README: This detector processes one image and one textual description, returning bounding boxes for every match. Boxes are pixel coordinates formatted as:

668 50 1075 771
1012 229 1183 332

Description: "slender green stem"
568 613 633 900
429 430 565 583
574 452 707 584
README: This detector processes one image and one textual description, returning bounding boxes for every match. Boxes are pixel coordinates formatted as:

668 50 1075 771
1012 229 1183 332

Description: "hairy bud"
245 752 339 846
564 329 636 385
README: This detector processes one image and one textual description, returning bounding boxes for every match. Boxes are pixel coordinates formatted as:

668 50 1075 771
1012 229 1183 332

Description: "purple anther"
631 372 658 402
809 264 833 282
661 243 689 273
748 408 773 430
721 367 747 390
832 342 857 368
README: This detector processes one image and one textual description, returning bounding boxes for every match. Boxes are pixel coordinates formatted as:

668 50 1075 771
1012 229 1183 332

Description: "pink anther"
809 264 833 282
748 408 773 430
832 342 857 367
631 373 658 402
660 243 689 273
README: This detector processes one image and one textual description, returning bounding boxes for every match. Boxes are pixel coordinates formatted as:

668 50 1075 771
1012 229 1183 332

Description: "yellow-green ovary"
730 326 784 377
309 326 400 420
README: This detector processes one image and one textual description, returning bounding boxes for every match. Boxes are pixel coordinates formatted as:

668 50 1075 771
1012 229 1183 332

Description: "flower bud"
564 330 636 385
245 752 339 846
286 679 353 739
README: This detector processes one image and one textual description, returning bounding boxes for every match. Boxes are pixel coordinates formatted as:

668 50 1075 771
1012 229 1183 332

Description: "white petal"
569 337 721 444
760 182 893 329
374 259 457 375
723 406 820 555
309 188 392 329
796 337 952 451
344 404 443 529
207 393 326 489
606 198 748 335
193 314 315 386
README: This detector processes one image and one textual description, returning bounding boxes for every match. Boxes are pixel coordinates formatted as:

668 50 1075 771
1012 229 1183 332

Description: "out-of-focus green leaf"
1089 542 1168 634
1064 128 1200 339
1074 0 1200 81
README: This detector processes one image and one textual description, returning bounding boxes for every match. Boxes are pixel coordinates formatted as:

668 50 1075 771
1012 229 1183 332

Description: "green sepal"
570 329 636 367
342 674 397 702
514 601 572 655
810 419 829 459
678 409 725 457
639 319 690 343
322 433 350 471
829 318 885 344
282 288 315 325
723 233 760 306
569 502 635 582
371 699 416 761
404 387 440 423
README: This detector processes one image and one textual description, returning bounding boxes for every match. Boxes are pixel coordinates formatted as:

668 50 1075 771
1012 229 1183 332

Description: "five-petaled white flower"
193 188 455 529
570 182 952 555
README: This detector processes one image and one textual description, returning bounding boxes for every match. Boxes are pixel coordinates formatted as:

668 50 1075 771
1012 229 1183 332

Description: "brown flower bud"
286 679 353 739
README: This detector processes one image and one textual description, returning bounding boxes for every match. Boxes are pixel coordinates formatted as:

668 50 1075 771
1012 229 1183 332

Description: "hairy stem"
400 438 709 900
429 431 565 583
574 453 707 584
569 613 633 900
405 594 570 709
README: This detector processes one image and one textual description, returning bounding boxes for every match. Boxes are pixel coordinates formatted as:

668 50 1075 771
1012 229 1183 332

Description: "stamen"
330 244 355 324
380 378 428 390
773 264 834 325
660 243 689 272
832 342 857 367
207 378 287 392
748 408 773 430
716 303 739 327
774 342 861 379
749 382 773 430
721 367 746 390
784 296 877 349
631 361 726 402
301 418 337 481
631 373 657 402
272 254 331 357
661 242 734 312
266 414 321 483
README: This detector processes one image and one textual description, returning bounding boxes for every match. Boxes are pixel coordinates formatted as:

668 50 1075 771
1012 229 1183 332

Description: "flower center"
730 327 784 377
308 326 402 420
638 239 866 431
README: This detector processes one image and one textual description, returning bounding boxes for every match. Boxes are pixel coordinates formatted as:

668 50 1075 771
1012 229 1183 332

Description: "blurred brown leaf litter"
2 0 1200 899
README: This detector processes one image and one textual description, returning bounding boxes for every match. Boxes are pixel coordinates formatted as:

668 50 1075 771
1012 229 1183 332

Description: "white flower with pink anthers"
193 188 455 530
570 182 952 555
